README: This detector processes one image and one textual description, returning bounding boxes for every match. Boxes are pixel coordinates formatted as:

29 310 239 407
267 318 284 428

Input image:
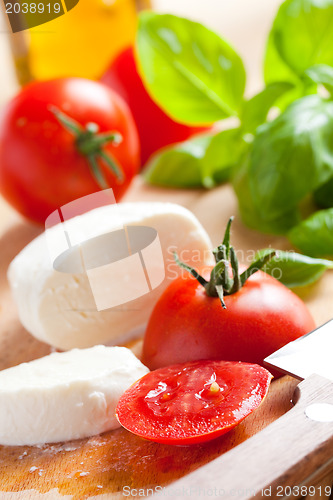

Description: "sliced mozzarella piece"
0 346 149 446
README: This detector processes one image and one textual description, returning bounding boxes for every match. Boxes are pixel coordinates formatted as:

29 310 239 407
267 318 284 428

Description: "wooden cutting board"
0 179 332 499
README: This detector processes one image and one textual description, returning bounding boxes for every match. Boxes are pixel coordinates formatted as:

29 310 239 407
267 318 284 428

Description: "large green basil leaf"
248 95 333 222
232 156 301 234
144 128 245 188
241 82 294 133
265 0 333 78
264 29 300 85
254 248 333 288
288 208 333 257
136 12 245 124
263 19 310 111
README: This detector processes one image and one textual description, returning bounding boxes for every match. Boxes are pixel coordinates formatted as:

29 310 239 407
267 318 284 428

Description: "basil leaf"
265 0 333 78
201 128 247 187
254 248 333 288
288 208 333 257
305 64 333 94
241 82 294 133
143 135 212 188
136 12 246 124
264 29 299 85
248 95 333 222
232 155 301 234
144 129 245 189
313 176 333 208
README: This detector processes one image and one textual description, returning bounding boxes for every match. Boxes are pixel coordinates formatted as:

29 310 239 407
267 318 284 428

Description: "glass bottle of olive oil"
7 0 151 85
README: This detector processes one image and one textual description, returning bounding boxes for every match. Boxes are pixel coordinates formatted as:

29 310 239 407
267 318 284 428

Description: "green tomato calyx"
174 217 277 309
50 106 124 190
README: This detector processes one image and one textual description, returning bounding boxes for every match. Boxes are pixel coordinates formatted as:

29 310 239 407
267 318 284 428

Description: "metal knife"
158 320 333 499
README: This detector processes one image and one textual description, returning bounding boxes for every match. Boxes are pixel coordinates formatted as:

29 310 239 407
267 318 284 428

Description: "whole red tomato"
143 269 315 372
0 78 140 224
101 47 208 166
143 219 316 373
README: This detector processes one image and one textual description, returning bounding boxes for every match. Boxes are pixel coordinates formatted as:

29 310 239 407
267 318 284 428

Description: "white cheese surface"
8 202 213 350
0 346 149 446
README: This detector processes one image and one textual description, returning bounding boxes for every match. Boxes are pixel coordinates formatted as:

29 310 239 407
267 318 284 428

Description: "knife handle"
160 374 333 499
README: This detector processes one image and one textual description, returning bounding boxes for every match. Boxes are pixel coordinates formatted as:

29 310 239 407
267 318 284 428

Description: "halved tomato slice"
116 360 272 445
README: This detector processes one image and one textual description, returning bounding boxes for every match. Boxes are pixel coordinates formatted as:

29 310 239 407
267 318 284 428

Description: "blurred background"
0 0 283 227
0 0 283 103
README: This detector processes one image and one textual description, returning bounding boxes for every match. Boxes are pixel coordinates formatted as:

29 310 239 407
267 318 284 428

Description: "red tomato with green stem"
143 218 316 373
0 78 140 224
101 46 209 166
116 359 272 445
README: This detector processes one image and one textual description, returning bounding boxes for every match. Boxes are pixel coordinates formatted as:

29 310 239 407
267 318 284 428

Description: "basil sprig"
137 0 333 270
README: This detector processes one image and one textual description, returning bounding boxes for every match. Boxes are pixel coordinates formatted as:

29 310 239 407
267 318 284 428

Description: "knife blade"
158 321 333 499
264 319 333 381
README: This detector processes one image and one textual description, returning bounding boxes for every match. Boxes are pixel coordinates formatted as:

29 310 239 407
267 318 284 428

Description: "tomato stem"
49 106 82 135
206 259 228 308
88 155 109 190
222 215 233 259
50 106 124 189
77 132 122 156
174 252 208 288
173 217 277 308
240 250 277 286
99 150 124 182
215 284 227 309
229 246 241 294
